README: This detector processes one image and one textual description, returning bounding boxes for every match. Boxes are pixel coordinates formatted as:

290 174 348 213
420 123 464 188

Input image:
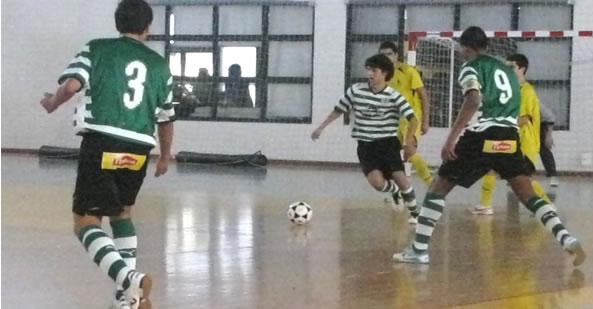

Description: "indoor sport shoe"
408 212 419 225
393 247 429 264
563 237 586 267
112 289 131 309
123 271 153 309
469 205 494 215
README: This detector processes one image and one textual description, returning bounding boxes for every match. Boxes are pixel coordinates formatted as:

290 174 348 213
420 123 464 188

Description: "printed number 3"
494 69 512 104
124 61 147 109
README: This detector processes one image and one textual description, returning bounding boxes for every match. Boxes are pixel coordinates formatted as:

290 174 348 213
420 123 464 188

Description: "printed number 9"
494 69 512 104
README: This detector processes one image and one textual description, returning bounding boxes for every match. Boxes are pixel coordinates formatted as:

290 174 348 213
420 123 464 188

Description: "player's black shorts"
357 137 405 178
438 127 535 188
73 133 151 217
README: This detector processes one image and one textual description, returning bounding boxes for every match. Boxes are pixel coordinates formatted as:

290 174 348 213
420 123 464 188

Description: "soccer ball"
287 201 313 225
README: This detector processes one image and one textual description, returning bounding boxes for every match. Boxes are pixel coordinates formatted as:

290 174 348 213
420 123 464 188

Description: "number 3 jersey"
58 37 175 147
457 55 521 133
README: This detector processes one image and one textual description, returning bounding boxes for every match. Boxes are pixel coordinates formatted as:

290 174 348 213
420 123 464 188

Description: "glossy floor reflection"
2 154 593 308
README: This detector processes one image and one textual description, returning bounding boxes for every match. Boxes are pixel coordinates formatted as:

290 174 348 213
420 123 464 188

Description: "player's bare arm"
417 87 431 134
155 121 174 177
518 115 532 127
40 78 81 113
442 89 480 161
404 116 418 160
311 110 343 140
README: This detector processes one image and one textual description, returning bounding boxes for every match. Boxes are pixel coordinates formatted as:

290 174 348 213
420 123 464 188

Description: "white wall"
2 0 592 171
1 0 119 148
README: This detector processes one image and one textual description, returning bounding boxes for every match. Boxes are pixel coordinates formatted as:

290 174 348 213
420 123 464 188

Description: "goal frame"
406 30 593 127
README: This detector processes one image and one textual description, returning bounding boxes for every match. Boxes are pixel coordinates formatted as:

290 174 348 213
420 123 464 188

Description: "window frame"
148 4 315 123
344 2 574 130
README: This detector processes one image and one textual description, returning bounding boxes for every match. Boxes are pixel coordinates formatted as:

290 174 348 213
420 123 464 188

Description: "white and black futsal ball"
287 201 313 225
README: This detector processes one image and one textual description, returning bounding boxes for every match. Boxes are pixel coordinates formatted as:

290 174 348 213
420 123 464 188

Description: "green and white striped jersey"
59 37 175 147
458 55 521 132
336 83 415 142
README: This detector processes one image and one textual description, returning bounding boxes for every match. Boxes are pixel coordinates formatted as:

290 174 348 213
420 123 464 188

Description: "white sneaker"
123 271 152 309
408 214 418 225
393 247 429 264
563 237 586 266
469 205 494 215
112 290 131 309
550 176 560 187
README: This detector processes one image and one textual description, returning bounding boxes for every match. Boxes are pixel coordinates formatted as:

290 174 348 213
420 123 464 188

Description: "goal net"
408 30 593 131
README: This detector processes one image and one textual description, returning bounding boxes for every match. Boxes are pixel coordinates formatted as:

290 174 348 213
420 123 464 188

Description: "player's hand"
40 93 58 113
403 143 416 161
441 140 457 161
311 127 323 140
421 123 429 135
155 156 170 177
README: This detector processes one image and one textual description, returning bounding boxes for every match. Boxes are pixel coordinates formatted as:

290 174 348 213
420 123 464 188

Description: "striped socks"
381 179 399 194
401 186 418 214
413 192 445 252
111 219 137 269
78 225 133 289
525 197 571 246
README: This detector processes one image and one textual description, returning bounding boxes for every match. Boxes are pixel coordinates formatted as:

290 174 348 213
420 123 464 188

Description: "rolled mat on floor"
176 151 267 167
39 146 80 159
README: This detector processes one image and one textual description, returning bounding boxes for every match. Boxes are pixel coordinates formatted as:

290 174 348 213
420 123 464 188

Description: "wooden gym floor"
2 154 592 308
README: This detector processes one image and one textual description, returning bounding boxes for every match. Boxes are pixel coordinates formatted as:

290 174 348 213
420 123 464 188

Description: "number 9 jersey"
58 37 175 148
457 55 521 133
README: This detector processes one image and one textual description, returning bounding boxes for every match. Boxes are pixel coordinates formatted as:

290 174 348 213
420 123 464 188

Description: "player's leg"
73 214 139 286
110 207 137 269
394 130 491 263
108 138 152 309
109 207 137 309
409 153 434 186
392 177 456 263
73 195 147 309
383 137 418 222
472 171 497 215
498 146 585 266
524 151 552 204
109 159 150 271
402 131 433 186
77 134 152 309
366 170 399 194
508 175 585 266
358 139 402 197
540 123 559 187
531 180 551 203
391 170 419 223
72 135 138 288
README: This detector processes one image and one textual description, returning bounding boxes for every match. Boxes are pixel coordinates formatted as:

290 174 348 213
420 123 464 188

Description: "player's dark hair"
507 53 529 73
365 54 395 82
379 41 398 54
115 0 153 35
460 26 488 51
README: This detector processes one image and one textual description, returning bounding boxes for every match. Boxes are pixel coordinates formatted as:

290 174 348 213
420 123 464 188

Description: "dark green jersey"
458 55 521 132
59 37 175 146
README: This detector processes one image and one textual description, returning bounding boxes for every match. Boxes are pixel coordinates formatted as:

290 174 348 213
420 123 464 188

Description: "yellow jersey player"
379 42 433 188
472 53 552 215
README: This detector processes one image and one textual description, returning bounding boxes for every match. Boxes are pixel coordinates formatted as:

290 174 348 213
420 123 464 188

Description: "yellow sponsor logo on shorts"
483 140 517 154
101 152 146 170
